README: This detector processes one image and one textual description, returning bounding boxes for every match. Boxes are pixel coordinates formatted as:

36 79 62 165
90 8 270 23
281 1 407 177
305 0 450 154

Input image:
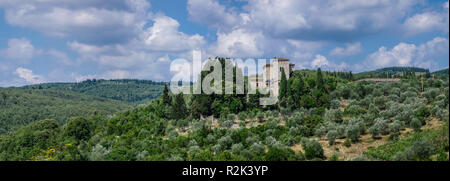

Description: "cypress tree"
316 68 325 92
172 92 187 120
162 83 172 105
279 68 288 107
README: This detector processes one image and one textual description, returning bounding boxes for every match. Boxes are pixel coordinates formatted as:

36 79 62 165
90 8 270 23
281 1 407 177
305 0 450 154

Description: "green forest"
0 60 448 161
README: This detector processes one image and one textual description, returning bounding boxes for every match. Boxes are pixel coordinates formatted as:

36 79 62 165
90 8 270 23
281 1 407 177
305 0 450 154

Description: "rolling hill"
20 79 165 104
0 88 133 134
432 68 449 77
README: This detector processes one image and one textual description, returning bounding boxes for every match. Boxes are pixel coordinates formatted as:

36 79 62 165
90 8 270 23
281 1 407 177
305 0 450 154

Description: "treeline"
0 88 131 134
20 79 165 104
356 66 432 79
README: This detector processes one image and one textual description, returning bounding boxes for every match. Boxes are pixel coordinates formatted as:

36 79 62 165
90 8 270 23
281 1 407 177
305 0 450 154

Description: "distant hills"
0 88 132 134
356 67 429 77
0 79 165 134
432 68 449 76
20 79 165 104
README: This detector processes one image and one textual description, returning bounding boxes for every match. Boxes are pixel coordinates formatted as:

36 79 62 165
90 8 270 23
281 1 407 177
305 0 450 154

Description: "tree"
316 68 325 92
65 117 94 141
172 92 187 120
162 83 172 105
410 118 422 132
327 130 338 145
303 139 324 160
346 125 360 143
279 68 288 107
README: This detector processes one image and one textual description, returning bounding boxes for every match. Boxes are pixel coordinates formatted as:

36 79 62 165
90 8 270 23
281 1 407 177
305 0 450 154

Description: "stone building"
249 57 295 98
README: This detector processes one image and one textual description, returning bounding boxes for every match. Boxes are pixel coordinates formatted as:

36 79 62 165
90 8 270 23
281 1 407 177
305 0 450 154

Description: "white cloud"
310 54 348 71
402 2 449 36
14 67 45 84
187 0 426 42
187 0 242 31
1 0 151 44
210 28 264 57
330 42 362 56
311 55 330 68
364 37 449 70
0 38 36 63
144 15 206 52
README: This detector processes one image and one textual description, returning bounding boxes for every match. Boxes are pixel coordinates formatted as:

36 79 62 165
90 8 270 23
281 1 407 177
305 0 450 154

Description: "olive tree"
327 130 338 145
410 118 422 132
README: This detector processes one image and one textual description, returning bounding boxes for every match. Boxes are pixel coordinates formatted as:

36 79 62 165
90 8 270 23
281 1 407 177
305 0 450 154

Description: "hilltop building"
249 57 295 98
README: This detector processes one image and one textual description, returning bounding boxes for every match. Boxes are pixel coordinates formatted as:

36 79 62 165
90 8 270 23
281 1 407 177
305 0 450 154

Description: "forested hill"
20 79 165 104
0 88 132 134
432 68 449 77
356 67 429 78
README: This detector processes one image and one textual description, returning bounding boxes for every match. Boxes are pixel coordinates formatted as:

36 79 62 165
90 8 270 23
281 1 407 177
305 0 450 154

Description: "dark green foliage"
264 147 298 161
0 88 130 134
172 93 187 120
162 83 172 105
279 68 288 107
21 79 164 103
65 117 94 141
303 139 325 160
410 118 422 132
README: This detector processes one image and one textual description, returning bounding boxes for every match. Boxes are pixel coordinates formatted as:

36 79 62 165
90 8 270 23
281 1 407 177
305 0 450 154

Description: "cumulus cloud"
187 0 243 32
402 2 449 36
364 37 449 70
14 67 45 84
210 28 265 57
330 42 362 56
1 0 151 44
310 54 348 71
191 0 418 41
0 38 36 63
144 15 206 52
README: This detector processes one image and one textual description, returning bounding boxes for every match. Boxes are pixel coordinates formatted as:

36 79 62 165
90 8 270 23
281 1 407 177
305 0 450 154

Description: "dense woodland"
0 80 164 134
0 62 448 161
20 79 165 104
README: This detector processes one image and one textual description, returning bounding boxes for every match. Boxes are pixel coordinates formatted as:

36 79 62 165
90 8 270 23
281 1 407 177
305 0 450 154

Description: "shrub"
343 139 351 147
344 105 365 116
327 130 338 145
256 112 265 122
415 106 430 123
346 125 360 143
324 109 342 123
237 112 247 121
303 139 324 160
249 142 265 153
211 144 222 154
330 99 341 109
400 91 417 102
231 143 244 154
265 136 278 147
373 96 387 109
369 119 389 138
218 135 233 149
314 126 327 137
410 118 422 132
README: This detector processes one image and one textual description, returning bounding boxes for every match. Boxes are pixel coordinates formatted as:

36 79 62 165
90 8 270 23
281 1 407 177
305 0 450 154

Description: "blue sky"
0 0 449 87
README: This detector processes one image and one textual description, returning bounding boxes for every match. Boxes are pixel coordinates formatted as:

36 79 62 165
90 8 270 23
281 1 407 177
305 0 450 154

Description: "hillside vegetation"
0 60 448 161
0 88 131 134
20 79 165 104
356 67 431 79
432 68 449 77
